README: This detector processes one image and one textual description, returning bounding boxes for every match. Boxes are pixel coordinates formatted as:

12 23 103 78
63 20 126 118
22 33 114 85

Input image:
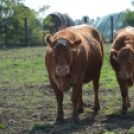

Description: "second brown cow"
110 26 134 115
45 24 104 123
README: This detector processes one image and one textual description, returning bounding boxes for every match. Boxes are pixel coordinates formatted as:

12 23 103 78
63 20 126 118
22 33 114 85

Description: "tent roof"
95 12 127 38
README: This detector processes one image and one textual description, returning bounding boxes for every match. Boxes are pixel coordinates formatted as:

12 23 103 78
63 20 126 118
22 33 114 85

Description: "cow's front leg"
127 94 131 108
117 77 128 115
71 83 83 124
126 79 132 107
49 76 64 123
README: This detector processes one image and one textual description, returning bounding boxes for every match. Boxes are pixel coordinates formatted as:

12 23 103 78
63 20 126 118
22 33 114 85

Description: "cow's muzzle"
56 66 69 76
118 71 130 80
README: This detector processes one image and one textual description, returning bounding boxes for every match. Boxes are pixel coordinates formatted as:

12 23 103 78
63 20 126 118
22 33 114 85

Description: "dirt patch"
1 84 134 134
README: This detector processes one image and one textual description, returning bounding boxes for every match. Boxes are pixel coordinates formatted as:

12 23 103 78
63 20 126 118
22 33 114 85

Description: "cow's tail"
98 31 104 61
100 39 104 58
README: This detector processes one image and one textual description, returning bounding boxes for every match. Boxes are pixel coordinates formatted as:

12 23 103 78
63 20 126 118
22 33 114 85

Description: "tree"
0 0 52 46
12 3 52 45
0 0 25 25
0 0 25 45
131 0 134 6
121 1 134 25
121 9 134 25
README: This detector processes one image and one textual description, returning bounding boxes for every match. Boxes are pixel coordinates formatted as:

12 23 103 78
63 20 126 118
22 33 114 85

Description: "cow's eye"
130 59 133 64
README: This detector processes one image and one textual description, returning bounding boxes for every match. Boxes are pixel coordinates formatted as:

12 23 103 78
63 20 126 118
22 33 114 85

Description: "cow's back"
66 25 104 83
67 25 104 57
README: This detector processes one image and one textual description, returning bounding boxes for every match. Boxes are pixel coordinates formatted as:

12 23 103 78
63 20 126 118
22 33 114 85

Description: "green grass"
0 44 134 134
0 44 118 90
83 43 119 91
100 43 119 89
0 47 49 89
0 123 5 128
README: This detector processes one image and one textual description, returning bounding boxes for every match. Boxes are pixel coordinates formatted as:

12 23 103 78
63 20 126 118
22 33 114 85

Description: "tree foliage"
121 1 134 25
131 0 134 7
121 9 134 25
0 0 52 46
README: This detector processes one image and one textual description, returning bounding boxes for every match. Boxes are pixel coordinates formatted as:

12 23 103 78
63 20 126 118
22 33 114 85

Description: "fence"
0 13 75 48
110 16 134 42
0 18 46 48
105 16 134 43
95 12 134 43
2 15 133 47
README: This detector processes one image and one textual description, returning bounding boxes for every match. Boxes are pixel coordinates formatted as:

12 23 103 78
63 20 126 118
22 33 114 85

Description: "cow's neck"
52 75 70 92
52 72 78 92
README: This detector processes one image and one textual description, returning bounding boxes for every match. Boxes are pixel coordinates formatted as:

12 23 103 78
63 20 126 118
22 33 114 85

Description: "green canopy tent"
95 12 127 39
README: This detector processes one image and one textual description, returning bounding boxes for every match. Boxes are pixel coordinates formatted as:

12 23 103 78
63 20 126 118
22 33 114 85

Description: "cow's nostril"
57 67 61 71
119 72 126 77
57 66 68 71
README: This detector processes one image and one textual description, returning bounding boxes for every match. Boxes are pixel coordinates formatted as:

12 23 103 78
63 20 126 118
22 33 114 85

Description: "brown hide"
110 26 134 115
45 24 104 123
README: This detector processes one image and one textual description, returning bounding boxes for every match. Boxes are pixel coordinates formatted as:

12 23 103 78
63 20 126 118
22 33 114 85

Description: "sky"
24 0 134 20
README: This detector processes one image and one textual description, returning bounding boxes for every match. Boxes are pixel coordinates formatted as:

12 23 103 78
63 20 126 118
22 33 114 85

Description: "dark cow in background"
110 26 134 115
45 24 104 123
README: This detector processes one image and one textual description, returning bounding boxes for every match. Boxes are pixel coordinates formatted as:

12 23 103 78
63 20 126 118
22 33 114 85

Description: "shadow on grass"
28 114 101 134
101 108 134 133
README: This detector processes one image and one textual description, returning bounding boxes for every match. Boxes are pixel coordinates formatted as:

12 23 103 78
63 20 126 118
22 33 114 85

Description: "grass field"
0 44 134 134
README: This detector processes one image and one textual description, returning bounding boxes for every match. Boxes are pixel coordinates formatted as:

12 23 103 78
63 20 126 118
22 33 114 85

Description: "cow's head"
45 33 82 76
111 44 134 79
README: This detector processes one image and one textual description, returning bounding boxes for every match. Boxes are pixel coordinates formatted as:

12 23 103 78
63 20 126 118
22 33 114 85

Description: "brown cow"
110 26 134 115
45 24 104 123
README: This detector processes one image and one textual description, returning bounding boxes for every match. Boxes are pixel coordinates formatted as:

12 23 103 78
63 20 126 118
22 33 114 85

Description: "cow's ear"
45 34 53 47
74 38 82 46
70 38 82 51
111 49 118 60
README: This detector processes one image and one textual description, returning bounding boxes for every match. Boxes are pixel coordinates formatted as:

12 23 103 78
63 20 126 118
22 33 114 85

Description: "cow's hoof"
121 108 127 116
78 108 83 114
121 114 127 117
55 117 63 124
127 103 131 108
71 118 80 124
94 107 100 114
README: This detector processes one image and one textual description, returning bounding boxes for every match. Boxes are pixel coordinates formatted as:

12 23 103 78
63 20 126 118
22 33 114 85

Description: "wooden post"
5 22 7 48
25 18 28 47
83 17 88 24
111 16 113 43
56 17 58 32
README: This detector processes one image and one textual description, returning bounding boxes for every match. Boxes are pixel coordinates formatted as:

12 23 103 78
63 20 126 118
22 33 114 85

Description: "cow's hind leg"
49 76 64 123
93 72 101 112
77 86 83 114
